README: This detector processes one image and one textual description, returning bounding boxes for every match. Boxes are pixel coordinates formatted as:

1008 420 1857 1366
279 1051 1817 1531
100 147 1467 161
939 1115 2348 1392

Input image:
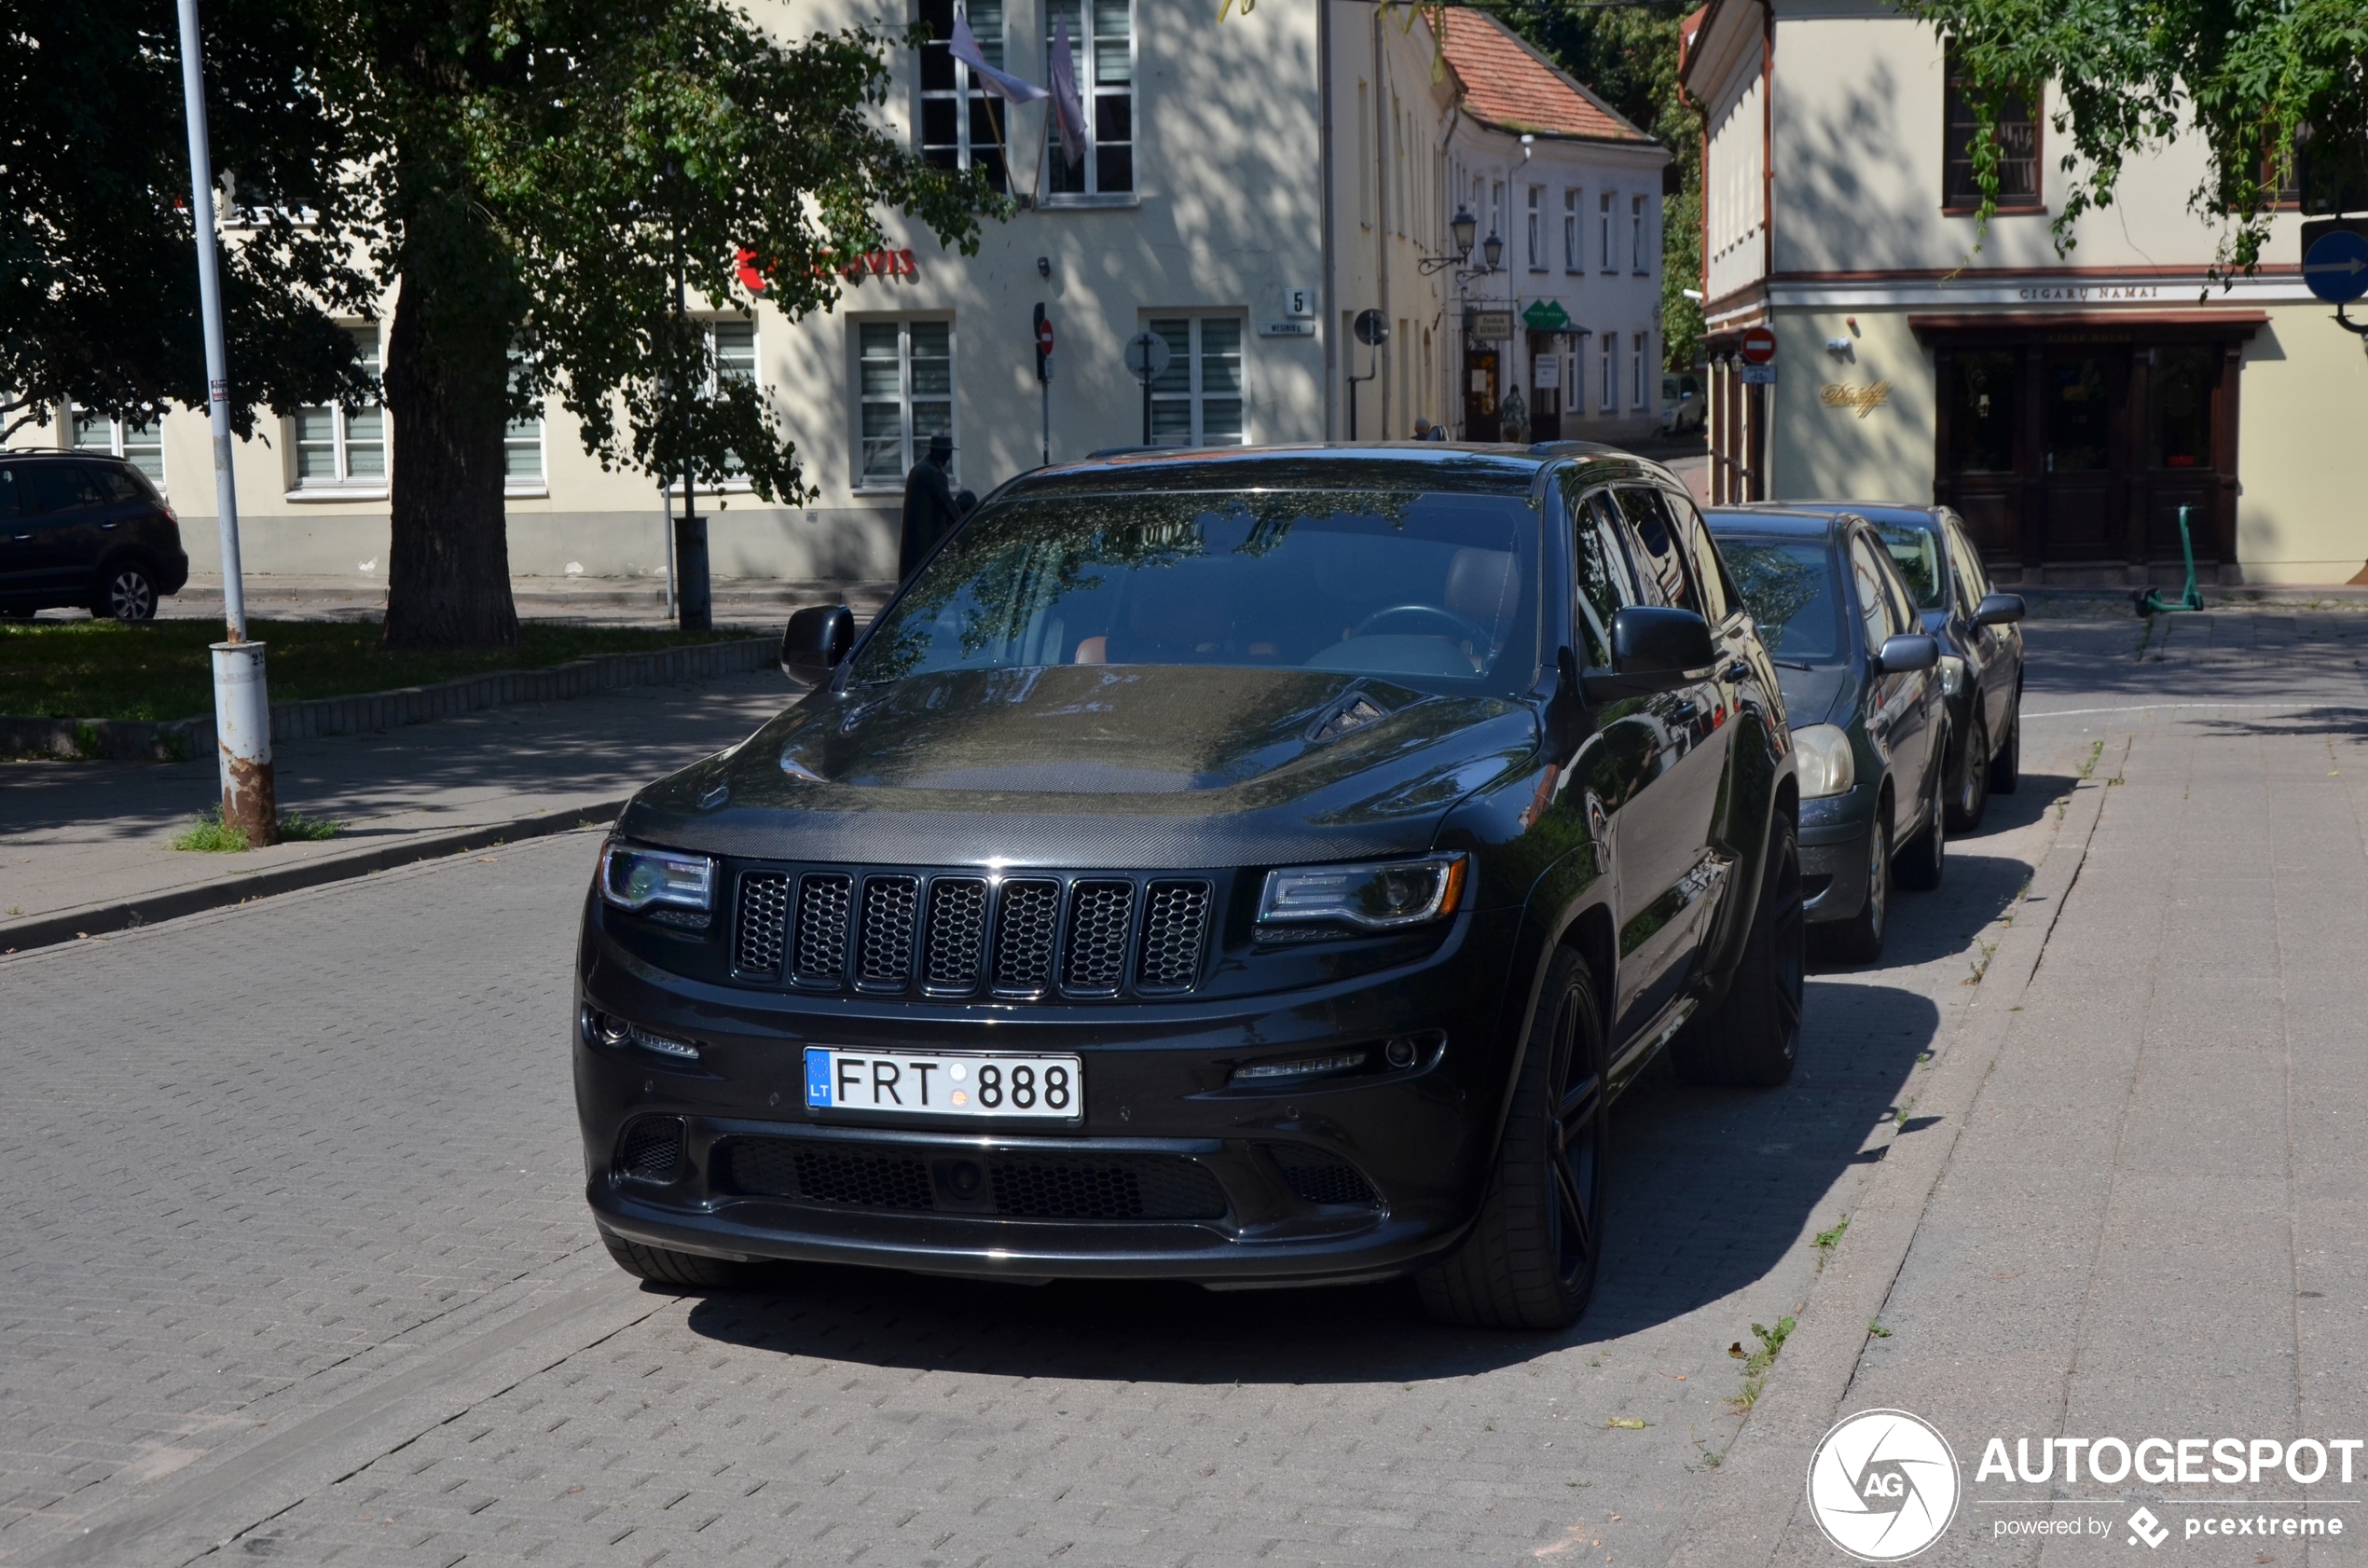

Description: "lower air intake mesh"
1264 1145 1380 1209
723 1140 935 1210
617 1117 684 1183
986 1154 1228 1219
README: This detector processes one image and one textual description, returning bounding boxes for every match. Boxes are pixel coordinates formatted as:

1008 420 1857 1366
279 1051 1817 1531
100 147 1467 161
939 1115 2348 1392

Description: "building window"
858 320 954 488
1943 44 2039 207
71 406 164 486
1526 185 1546 270
1601 333 1617 413
293 327 385 488
919 0 1007 193
1632 332 1649 407
1599 190 1616 272
1563 188 1580 272
1046 0 1134 197
503 356 544 489
1147 317 1245 447
1631 195 1647 271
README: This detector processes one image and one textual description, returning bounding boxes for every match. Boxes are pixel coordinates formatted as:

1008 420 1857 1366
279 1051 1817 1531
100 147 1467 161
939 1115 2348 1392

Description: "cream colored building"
15 2 1668 588
1681 0 2368 585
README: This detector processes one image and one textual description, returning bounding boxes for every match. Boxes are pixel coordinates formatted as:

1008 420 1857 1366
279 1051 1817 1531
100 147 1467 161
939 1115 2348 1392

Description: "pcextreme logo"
1808 1410 1962 1561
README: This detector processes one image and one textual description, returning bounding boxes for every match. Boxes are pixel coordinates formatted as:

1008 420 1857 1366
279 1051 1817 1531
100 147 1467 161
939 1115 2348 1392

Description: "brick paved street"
0 610 2358 1568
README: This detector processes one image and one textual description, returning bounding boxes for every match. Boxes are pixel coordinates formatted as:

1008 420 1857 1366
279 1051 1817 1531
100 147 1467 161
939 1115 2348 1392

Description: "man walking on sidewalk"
899 433 969 580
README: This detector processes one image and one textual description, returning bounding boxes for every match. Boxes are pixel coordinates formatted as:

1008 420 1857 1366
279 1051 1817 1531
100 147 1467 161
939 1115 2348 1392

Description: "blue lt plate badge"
805 1047 833 1107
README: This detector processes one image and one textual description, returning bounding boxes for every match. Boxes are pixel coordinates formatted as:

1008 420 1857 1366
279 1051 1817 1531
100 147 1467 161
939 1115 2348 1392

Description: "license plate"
804 1047 1083 1121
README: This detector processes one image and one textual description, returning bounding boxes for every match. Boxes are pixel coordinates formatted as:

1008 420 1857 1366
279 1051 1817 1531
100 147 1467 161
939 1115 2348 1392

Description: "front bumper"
576 903 1524 1285
1797 787 1878 925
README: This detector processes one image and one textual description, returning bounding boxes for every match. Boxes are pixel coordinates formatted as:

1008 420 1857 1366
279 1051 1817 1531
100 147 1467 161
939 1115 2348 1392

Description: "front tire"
1988 685 2022 794
1673 811 1805 1087
1895 742 1948 891
1418 945 1606 1331
1947 712 1990 832
599 1229 759 1291
1813 812 1890 964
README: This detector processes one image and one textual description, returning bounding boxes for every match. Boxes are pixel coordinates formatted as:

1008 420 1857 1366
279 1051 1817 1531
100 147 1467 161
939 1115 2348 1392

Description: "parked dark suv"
0 451 188 620
575 445 1802 1329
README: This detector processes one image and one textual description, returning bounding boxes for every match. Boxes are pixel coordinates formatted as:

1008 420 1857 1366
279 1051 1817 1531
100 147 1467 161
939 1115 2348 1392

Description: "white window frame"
1601 333 1617 413
289 327 386 497
1145 315 1247 448
854 317 956 491
660 320 762 494
1526 185 1545 271
1563 188 1581 273
1599 191 1616 273
1632 332 1649 408
1044 0 1136 203
503 351 546 496
919 0 1009 193
1631 194 1648 273
70 406 164 489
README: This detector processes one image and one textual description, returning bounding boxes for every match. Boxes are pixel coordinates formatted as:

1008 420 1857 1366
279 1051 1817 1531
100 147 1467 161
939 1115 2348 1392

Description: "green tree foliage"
0 1 375 443
1491 0 1704 368
1900 0 2368 272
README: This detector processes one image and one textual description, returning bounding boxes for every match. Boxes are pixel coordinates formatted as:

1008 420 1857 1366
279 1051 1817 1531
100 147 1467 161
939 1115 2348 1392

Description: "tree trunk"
381 259 520 650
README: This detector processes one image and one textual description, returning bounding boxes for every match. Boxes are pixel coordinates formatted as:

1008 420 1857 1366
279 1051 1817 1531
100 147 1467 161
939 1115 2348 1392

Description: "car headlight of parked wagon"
1791 724 1857 798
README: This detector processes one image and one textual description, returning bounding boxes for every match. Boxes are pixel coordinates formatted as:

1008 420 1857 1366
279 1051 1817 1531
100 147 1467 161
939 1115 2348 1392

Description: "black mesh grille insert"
734 872 791 977
856 875 920 989
792 873 851 983
993 879 1061 994
923 877 988 991
1063 880 1136 994
722 1140 935 1210
617 1117 683 1183
986 1154 1229 1219
1265 1145 1380 1209
1136 880 1212 991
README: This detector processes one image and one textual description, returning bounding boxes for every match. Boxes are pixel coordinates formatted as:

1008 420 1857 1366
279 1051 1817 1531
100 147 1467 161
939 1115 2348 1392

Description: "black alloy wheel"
1948 713 1990 832
1988 685 2022 794
1673 810 1805 1087
1419 944 1606 1330
96 561 159 622
1895 742 1948 890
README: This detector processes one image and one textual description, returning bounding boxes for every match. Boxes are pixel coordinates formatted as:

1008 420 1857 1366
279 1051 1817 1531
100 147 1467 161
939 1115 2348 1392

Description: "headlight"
1259 853 1468 931
598 840 714 915
1793 723 1857 799
1939 654 1966 697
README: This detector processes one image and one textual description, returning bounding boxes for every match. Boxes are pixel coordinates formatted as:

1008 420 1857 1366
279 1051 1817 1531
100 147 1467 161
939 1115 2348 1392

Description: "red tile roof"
1438 8 1657 144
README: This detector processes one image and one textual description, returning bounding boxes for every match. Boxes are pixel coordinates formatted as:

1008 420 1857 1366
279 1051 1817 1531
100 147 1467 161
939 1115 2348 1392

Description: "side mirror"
1975 591 2026 626
1873 632 1941 675
781 604 855 686
1582 607 1716 702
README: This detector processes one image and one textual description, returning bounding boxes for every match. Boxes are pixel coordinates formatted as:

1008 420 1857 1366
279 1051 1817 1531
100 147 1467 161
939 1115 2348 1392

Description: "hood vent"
1312 694 1386 743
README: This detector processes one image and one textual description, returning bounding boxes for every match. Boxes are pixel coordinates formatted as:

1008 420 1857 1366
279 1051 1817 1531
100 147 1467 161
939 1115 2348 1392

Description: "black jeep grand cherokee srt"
576 445 1802 1329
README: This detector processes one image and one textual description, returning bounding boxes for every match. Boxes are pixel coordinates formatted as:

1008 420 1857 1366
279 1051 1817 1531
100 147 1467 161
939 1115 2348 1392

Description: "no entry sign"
1740 325 1777 365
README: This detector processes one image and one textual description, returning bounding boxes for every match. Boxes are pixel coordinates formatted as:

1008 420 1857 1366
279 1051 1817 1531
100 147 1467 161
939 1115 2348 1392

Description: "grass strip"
2 618 750 722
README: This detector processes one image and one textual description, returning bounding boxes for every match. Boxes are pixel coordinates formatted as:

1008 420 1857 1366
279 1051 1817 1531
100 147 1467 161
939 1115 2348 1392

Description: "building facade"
14 2 1667 587
1681 0 2368 585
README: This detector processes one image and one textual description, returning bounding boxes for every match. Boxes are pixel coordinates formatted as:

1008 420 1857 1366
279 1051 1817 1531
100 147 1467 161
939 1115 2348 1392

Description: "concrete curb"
0 799 625 957
0 636 777 762
1661 737 2132 1568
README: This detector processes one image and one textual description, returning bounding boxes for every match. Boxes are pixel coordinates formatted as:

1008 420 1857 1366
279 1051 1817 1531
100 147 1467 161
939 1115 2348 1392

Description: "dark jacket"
899 457 963 579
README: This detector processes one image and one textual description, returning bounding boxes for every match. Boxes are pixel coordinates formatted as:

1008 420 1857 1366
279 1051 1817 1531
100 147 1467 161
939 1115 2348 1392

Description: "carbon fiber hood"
617 665 1539 870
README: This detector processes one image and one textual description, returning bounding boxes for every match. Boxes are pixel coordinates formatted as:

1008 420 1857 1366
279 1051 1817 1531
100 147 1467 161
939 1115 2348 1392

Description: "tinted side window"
1613 488 1698 614
18 463 104 516
1946 518 1991 600
1569 489 1641 667
0 465 18 521
94 464 149 504
1848 535 1896 653
1660 488 1732 622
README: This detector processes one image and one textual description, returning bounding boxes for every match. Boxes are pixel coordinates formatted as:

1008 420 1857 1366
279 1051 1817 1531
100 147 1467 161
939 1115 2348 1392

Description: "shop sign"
843 249 919 282
1820 380 1893 418
1522 299 1571 331
1469 309 1515 341
1258 320 1316 337
2017 283 2159 301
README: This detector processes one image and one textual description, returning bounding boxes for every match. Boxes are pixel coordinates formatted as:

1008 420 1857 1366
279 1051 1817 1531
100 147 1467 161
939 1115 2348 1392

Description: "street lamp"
1480 230 1504 271
1418 207 1480 277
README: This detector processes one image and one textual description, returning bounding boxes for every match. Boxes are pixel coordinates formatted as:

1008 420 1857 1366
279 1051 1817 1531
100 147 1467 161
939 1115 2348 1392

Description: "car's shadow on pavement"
671 782 2058 1376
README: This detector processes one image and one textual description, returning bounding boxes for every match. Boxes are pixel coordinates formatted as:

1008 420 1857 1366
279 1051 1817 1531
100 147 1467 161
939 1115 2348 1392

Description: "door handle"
99 521 118 530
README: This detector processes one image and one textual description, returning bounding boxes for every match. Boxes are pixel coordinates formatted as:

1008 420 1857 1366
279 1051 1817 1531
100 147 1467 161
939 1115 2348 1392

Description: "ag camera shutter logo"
1807 1409 1962 1561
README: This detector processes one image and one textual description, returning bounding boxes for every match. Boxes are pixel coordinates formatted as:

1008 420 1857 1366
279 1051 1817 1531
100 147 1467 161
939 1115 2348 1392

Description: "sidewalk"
149 573 893 627
1666 608 2368 1566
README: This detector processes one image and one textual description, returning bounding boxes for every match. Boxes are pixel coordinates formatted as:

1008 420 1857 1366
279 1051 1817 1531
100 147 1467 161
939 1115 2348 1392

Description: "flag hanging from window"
1048 14 1090 169
951 9 1048 103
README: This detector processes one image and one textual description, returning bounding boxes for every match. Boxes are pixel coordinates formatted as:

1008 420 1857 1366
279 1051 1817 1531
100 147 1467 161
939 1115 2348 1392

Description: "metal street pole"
667 171 710 633
173 0 277 846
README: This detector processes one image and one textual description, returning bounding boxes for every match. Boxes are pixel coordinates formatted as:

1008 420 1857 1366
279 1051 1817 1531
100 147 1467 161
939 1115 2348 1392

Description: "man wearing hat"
898 432 971 580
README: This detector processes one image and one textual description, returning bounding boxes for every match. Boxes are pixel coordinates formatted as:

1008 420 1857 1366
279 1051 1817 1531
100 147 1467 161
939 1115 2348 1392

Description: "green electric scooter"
2133 504 2207 616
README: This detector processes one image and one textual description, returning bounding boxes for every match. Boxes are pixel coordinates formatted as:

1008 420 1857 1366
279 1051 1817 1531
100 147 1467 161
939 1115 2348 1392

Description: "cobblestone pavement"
0 615 2236 1568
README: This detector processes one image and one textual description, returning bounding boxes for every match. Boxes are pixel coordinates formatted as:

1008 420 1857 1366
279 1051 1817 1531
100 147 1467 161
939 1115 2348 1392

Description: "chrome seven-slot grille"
733 866 1215 998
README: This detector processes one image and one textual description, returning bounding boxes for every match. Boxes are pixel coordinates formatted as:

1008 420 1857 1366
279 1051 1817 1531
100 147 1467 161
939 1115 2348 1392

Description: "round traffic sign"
1740 325 1777 365
2304 228 2368 305
1123 330 1172 381
1354 308 1391 347
1037 317 1055 354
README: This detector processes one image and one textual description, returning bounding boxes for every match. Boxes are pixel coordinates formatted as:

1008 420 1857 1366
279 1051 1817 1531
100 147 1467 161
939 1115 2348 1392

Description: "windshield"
851 489 1541 696
1872 521 1944 611
1722 538 1846 664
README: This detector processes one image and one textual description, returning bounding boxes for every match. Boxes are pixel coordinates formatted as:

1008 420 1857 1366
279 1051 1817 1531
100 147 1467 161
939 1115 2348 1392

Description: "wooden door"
2037 352 2125 561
